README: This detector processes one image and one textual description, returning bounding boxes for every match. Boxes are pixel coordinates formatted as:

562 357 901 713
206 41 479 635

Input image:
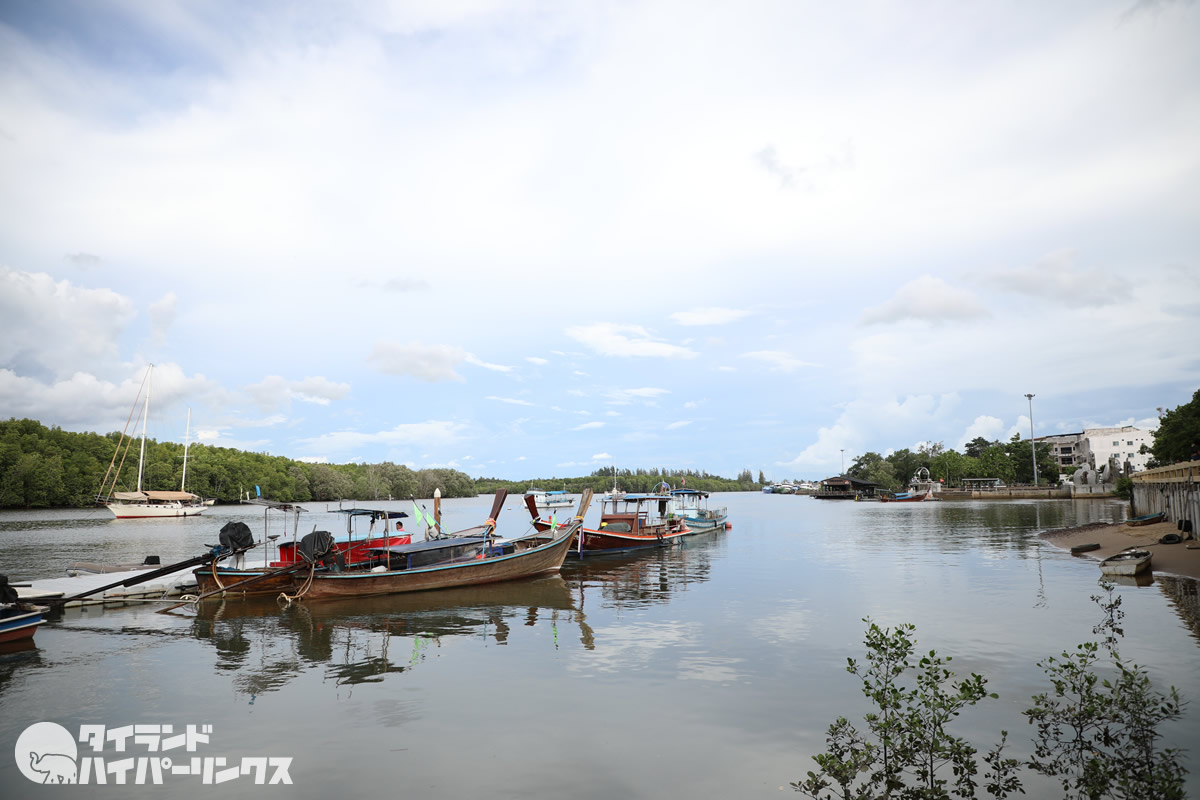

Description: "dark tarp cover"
0 573 17 604
218 521 255 551
297 531 336 563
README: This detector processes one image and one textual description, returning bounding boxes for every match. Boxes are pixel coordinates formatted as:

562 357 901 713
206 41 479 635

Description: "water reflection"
1158 574 1200 644
565 528 723 610
183 576 594 697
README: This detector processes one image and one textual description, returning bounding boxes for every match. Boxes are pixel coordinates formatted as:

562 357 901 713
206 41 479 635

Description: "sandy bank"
1041 520 1200 581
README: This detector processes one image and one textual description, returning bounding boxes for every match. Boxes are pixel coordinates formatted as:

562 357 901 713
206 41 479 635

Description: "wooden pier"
1131 459 1199 537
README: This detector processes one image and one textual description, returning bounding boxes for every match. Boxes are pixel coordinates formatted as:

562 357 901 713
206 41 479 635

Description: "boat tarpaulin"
111 491 200 502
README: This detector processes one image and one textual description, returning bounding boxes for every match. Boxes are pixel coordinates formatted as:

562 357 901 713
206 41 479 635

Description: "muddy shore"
1041 519 1200 580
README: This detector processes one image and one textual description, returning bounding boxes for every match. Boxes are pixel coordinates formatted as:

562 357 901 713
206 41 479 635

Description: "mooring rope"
277 562 316 606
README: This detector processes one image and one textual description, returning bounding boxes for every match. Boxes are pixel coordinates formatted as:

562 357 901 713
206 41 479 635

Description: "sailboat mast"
137 364 153 492
181 408 191 491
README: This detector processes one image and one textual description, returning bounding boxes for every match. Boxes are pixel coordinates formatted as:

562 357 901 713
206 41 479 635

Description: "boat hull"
0 605 46 644
292 531 576 600
194 567 297 596
1099 550 1152 576
107 502 206 519
569 525 691 556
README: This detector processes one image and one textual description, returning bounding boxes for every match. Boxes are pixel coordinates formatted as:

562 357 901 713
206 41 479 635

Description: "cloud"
0 267 135 379
741 350 817 372
464 353 513 372
592 452 612 460
0 364 216 432
381 277 431 292
754 145 800 189
296 455 329 464
566 323 697 359
605 387 671 405
246 375 350 411
572 421 605 431
956 415 1007 449
148 291 177 347
860 276 990 325
525 356 549 365
297 420 466 453
669 307 752 326
486 395 535 406
368 341 467 382
367 341 511 380
976 249 1131 308
666 420 692 430
65 252 101 269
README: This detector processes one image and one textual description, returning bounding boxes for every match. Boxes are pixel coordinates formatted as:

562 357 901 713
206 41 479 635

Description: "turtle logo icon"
15 722 78 784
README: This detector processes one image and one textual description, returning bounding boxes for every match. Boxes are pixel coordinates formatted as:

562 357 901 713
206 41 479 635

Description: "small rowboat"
1099 549 1152 577
1126 512 1166 527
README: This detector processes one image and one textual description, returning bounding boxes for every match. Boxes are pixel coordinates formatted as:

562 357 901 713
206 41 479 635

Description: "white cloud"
367 341 511 380
525 356 549 365
245 375 350 411
0 267 134 379
566 323 697 359
572 421 605 431
666 420 692 430
669 307 752 326
464 353 513 373
860 276 990 326
486 395 535 406
296 455 329 464
741 350 818 372
977 249 1131 308
297 420 466 455
956 415 1007 449
368 341 468 382
148 291 177 346
592 452 612 460
605 387 671 405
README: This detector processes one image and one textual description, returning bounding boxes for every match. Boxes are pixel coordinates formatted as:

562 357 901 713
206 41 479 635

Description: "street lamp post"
1025 394 1037 486
840 449 845 475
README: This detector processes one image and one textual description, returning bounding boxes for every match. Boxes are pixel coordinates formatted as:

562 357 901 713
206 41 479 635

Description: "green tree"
1151 388 1200 465
964 437 996 459
849 452 899 490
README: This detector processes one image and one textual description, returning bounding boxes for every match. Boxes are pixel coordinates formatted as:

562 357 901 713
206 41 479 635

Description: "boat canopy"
669 488 709 498
242 498 309 513
369 536 488 555
112 490 199 502
338 509 408 520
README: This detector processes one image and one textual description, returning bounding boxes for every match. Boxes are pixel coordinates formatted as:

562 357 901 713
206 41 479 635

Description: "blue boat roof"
669 488 708 497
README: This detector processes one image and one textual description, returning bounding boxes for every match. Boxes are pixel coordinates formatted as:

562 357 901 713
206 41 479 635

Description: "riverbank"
1041 520 1200 580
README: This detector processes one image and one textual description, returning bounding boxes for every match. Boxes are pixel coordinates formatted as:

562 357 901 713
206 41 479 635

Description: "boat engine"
218 521 255 552
0 573 18 604
296 531 336 566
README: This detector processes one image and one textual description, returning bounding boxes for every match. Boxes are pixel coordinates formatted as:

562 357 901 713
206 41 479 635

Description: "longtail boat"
527 490 690 557
282 490 591 601
0 574 46 645
194 501 410 596
664 487 728 532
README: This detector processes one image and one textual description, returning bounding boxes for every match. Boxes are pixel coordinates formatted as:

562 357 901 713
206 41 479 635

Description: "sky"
0 0 1198 482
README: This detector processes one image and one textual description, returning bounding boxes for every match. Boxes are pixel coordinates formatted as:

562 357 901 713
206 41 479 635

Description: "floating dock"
13 557 271 608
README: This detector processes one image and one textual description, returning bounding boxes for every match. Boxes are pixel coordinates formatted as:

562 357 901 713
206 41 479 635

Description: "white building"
1078 426 1154 474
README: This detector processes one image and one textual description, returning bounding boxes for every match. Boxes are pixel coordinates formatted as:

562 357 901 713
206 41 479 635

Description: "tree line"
845 437 1062 491
0 418 477 508
0 418 764 509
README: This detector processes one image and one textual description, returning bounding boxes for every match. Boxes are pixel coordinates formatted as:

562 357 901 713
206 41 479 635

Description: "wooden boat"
664 488 728 532
524 488 574 509
0 574 46 644
879 491 930 503
528 491 690 556
1126 512 1166 527
194 502 411 596
283 491 592 601
1099 549 1153 577
97 365 208 518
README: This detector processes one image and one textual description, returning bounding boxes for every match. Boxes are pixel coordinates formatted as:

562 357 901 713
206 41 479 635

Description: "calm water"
2 495 1198 797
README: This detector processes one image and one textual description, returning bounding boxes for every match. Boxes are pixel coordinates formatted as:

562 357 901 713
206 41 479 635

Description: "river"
1 493 1197 796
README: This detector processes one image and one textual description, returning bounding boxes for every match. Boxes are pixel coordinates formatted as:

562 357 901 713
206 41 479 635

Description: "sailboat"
96 365 207 519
